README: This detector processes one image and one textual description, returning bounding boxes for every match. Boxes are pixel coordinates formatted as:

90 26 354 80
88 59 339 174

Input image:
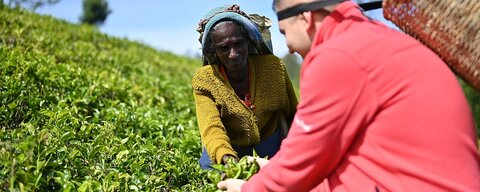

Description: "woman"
193 4 298 169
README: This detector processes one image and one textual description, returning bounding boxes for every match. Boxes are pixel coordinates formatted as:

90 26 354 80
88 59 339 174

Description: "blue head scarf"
197 4 273 65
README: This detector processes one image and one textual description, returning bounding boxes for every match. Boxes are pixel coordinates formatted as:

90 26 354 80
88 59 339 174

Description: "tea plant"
208 156 260 183
205 155 261 192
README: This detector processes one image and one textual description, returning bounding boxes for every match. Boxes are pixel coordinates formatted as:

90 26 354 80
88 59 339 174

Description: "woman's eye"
217 46 228 52
235 41 246 47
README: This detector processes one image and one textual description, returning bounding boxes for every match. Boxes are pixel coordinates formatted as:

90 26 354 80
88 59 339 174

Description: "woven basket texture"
383 0 480 90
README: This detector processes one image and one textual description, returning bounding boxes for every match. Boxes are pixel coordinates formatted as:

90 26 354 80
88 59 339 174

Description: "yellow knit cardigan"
192 54 298 164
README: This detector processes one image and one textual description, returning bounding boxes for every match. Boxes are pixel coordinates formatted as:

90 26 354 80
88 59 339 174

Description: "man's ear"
300 11 316 35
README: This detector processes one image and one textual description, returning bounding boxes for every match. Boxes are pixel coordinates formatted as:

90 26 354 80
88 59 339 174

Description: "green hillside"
0 7 215 191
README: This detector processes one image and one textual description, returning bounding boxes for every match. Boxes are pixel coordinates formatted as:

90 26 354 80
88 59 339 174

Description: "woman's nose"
228 48 238 59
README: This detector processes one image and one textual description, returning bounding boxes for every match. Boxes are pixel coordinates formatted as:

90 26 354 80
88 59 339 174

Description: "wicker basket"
383 0 480 91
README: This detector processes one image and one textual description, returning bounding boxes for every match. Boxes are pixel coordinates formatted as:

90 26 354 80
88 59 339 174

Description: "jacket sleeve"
242 50 376 191
193 89 237 164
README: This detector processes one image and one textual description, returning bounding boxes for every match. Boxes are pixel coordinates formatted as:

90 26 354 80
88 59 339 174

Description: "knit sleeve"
193 89 237 164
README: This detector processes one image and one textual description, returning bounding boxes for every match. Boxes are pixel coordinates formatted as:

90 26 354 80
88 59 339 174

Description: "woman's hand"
246 156 269 168
222 154 239 165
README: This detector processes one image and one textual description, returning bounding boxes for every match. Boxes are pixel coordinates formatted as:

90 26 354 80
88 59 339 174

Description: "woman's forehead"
212 21 241 31
211 22 245 37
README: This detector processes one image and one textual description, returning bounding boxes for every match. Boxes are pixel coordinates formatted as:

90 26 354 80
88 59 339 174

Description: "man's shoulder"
321 24 419 56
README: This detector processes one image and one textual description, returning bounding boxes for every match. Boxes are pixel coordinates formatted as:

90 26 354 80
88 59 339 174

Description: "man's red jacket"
243 1 480 191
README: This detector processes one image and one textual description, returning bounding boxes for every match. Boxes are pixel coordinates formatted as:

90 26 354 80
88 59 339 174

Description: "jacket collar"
311 1 365 48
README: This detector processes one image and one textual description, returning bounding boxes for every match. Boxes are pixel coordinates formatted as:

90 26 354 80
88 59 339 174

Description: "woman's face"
210 22 249 72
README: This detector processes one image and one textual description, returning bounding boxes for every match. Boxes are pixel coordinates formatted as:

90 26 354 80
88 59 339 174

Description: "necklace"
219 64 255 110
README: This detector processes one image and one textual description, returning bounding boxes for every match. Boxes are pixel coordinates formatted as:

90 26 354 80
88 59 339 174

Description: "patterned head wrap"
197 4 273 65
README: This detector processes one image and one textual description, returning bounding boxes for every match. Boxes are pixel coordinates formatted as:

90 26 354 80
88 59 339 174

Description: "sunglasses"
276 0 345 21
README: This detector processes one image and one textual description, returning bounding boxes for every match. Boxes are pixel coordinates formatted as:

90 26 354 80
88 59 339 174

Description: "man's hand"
217 179 246 192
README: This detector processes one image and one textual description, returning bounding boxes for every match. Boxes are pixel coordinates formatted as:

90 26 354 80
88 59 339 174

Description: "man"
218 0 480 191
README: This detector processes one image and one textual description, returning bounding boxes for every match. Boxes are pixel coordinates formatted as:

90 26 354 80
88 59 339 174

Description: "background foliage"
79 0 111 26
460 80 480 137
1 0 60 10
282 54 301 96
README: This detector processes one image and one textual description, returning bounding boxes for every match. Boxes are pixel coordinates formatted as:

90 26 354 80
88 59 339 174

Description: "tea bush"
0 7 215 191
